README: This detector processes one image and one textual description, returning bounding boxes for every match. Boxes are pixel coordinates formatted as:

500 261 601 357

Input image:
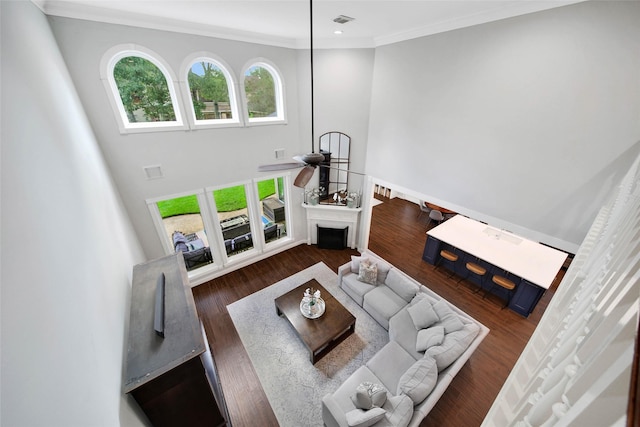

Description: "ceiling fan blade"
292 154 307 163
293 165 316 188
258 161 305 172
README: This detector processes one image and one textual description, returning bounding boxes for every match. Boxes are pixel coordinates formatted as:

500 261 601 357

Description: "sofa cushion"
364 286 408 330
432 300 465 333
397 356 438 404
416 326 445 352
342 273 376 307
375 394 414 427
345 407 386 427
358 259 378 285
375 261 392 285
366 341 417 393
351 382 387 410
407 298 440 330
384 269 419 303
389 308 423 360
351 255 370 273
426 323 481 371
328 365 387 419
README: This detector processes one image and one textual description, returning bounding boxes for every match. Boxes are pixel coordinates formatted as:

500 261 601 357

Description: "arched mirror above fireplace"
319 131 350 198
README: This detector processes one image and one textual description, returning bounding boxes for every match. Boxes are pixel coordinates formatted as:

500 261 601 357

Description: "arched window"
101 45 186 133
182 54 240 128
242 61 285 124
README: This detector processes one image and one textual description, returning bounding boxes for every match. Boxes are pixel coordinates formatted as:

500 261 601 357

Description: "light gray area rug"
227 262 389 427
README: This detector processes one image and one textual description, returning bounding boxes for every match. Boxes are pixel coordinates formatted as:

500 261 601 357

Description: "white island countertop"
428 215 567 289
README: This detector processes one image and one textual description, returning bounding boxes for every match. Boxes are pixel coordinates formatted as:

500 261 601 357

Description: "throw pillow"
407 297 440 330
351 382 387 409
345 407 386 427
426 323 480 371
416 326 445 352
432 299 465 333
396 356 438 404
350 256 369 274
358 259 378 285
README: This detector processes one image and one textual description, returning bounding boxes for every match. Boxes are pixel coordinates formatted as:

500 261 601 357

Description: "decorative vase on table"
300 287 325 319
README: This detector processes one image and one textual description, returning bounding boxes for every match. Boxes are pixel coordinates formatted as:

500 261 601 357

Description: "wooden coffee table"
275 279 356 364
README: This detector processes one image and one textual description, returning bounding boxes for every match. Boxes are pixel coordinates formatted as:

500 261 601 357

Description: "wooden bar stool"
485 274 516 308
435 249 458 278
460 261 486 292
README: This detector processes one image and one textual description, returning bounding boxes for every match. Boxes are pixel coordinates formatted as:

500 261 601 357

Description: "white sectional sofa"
322 251 489 427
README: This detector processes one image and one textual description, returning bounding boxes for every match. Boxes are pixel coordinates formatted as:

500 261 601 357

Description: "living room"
2 1 639 426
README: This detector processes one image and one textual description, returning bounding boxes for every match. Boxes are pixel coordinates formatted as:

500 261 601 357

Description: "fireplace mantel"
302 203 361 249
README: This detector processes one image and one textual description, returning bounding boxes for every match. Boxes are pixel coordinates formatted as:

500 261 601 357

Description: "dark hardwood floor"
192 195 566 426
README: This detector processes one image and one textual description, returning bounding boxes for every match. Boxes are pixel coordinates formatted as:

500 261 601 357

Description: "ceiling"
35 0 585 49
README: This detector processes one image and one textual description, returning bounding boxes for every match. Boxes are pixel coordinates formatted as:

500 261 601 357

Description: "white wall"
1 2 147 426
45 16 376 268
310 48 376 193
47 16 306 262
366 1 640 253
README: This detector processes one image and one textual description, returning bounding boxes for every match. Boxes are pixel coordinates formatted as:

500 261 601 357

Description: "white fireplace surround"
302 203 362 249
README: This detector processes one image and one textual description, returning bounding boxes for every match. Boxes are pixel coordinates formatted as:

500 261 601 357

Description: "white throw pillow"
432 299 464 333
416 326 445 352
396 356 438 404
351 382 388 409
358 259 378 285
407 297 440 330
345 407 386 427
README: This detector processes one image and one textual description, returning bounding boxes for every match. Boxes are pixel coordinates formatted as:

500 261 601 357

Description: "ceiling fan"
257 0 364 188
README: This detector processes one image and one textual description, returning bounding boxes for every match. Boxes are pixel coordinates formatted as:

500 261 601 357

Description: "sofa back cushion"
384 269 419 303
366 341 416 393
426 323 480 371
376 394 414 427
432 299 465 333
396 356 438 404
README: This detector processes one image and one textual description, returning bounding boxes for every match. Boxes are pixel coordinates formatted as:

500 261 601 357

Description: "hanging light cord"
309 0 315 154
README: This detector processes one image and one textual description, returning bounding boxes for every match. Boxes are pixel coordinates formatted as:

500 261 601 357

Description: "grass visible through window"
157 181 276 218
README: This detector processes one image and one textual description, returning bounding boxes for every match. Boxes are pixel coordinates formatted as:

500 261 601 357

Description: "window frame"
101 44 188 134
146 189 218 268
180 52 242 129
206 180 260 263
253 174 294 248
241 59 287 126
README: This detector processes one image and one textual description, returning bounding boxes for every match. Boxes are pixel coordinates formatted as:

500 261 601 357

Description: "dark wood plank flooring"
192 195 566 426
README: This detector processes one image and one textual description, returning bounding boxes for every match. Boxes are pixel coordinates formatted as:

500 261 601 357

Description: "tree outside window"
244 66 276 118
113 56 177 123
188 61 232 120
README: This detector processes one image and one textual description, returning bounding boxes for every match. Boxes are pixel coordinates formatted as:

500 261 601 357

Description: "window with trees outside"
244 62 285 123
111 54 184 130
186 58 239 126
